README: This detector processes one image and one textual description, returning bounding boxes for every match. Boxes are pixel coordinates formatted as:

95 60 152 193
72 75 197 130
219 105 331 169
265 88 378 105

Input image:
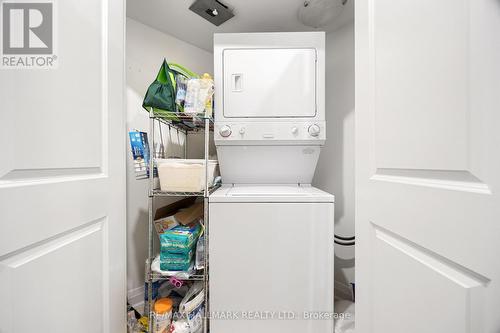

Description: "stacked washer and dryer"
209 32 335 333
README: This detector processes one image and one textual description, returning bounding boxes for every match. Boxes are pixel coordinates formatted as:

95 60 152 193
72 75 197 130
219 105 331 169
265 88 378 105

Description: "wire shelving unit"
146 108 214 333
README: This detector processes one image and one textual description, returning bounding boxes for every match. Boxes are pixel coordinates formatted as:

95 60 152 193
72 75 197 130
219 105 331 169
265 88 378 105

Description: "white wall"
126 18 213 295
313 21 355 299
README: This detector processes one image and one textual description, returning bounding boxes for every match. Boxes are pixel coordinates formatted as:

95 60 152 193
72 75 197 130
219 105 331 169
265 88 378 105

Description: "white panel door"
356 0 500 332
0 0 125 332
223 48 317 118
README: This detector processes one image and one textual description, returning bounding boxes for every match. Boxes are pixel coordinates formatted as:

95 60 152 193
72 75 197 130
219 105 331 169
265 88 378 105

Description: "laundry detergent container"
157 159 218 192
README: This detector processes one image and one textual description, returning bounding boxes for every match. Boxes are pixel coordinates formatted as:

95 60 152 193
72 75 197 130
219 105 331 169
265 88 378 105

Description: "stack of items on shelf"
152 282 205 333
153 198 205 275
128 281 205 333
142 59 214 123
160 222 202 271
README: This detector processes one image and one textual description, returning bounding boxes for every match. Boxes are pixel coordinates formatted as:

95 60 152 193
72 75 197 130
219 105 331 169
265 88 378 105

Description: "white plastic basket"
157 159 218 192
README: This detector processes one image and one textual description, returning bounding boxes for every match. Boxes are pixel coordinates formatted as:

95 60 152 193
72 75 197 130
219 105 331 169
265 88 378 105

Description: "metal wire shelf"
150 111 214 134
148 271 206 282
150 185 220 198
145 258 205 282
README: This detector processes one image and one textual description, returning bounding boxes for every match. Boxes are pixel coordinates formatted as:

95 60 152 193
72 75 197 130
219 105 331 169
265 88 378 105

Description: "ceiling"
127 0 354 52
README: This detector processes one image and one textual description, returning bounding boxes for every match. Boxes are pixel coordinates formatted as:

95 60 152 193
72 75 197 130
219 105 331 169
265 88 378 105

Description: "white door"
356 0 500 332
223 48 317 118
0 0 125 332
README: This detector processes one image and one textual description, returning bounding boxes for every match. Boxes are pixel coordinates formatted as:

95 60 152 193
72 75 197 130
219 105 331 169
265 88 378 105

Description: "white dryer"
213 32 326 184
209 32 334 333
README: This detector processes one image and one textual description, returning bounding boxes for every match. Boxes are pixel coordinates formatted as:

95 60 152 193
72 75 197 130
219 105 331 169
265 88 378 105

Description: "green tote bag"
142 59 177 116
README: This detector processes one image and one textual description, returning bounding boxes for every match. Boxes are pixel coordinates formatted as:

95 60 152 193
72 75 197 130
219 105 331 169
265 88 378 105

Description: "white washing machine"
209 185 334 333
209 32 334 333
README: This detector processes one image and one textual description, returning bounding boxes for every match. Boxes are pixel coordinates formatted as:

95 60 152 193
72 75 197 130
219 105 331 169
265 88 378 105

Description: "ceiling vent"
189 0 234 26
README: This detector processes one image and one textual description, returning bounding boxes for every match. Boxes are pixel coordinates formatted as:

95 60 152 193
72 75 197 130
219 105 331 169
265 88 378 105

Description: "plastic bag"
170 319 190 333
184 74 214 115
195 236 204 270
175 75 188 107
178 282 205 333
334 300 355 333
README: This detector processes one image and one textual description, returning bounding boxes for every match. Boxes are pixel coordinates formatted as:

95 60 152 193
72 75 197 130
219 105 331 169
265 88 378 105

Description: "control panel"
214 122 326 143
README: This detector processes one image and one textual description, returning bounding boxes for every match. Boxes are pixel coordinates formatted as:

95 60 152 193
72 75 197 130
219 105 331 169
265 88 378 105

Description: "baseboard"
128 285 145 314
334 280 353 301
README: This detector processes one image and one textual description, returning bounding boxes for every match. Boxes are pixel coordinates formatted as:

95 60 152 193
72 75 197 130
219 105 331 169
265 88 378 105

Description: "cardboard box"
154 197 196 220
175 202 204 225
154 197 197 235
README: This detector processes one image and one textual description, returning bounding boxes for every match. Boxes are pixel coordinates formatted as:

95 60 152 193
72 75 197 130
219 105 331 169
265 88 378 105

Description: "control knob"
219 125 232 137
308 124 321 137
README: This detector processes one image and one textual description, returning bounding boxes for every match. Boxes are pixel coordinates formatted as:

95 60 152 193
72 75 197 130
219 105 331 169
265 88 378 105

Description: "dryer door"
223 48 317 118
